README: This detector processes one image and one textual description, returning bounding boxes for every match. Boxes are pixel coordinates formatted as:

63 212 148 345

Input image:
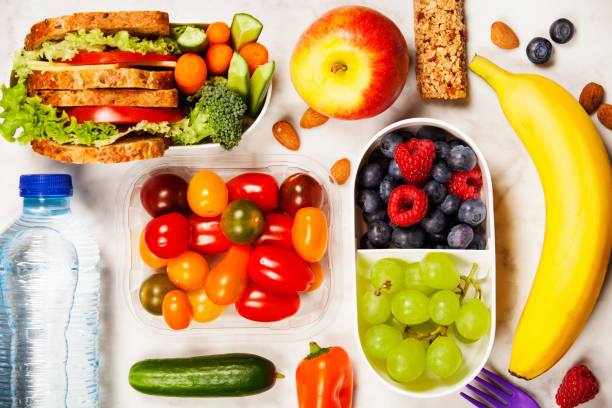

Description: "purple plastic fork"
460 368 540 408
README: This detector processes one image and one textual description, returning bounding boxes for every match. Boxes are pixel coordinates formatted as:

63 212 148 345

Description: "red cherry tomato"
226 173 279 213
279 173 323 216
144 213 191 259
140 174 189 217
254 213 294 249
188 214 231 255
247 245 314 294
235 282 300 322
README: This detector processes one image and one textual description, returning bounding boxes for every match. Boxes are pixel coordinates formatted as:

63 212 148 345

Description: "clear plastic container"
116 153 341 341
350 118 496 398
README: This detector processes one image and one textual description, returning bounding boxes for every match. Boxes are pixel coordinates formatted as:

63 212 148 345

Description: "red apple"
290 6 409 120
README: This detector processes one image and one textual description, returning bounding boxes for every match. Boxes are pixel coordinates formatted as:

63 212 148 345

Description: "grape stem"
459 263 480 302
374 280 392 296
404 324 448 341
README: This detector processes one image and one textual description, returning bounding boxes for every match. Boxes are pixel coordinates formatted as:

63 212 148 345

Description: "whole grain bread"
25 11 170 50
26 68 175 90
30 136 169 164
30 88 178 107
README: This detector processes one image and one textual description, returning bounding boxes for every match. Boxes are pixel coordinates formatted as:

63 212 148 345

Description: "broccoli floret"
177 77 247 150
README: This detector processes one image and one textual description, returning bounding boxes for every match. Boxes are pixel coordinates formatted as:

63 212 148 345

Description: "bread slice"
30 88 179 107
30 136 169 164
25 11 170 50
27 68 175 90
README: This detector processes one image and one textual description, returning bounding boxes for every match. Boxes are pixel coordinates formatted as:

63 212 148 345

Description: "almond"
272 121 300 150
330 158 350 185
491 21 519 49
300 108 329 129
597 104 612 130
579 82 604 114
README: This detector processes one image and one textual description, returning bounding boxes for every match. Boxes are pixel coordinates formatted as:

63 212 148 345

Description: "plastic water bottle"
0 174 100 407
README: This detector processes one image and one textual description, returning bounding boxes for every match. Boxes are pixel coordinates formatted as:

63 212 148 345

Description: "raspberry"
448 167 483 201
393 138 436 186
387 185 429 227
556 365 599 408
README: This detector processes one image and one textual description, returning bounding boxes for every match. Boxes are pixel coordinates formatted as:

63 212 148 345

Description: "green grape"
420 253 460 290
386 338 426 383
386 316 407 333
391 289 429 325
428 290 461 325
448 324 478 344
404 262 435 295
455 298 491 340
370 258 406 294
426 336 463 378
410 320 439 337
364 324 403 360
359 289 391 324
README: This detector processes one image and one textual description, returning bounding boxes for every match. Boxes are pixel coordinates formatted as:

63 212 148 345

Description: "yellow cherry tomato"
292 207 328 263
139 230 168 269
187 170 228 217
187 285 226 323
305 262 324 292
166 250 209 291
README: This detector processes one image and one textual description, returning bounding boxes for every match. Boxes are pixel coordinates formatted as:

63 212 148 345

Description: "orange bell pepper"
296 342 353 408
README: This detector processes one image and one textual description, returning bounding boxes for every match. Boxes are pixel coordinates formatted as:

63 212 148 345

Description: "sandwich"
0 11 274 164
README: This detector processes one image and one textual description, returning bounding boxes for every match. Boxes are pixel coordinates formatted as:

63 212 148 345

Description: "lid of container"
19 174 73 197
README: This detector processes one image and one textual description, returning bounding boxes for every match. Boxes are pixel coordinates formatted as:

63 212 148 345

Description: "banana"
470 55 612 380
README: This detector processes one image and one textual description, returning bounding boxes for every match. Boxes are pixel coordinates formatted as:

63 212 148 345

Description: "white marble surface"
1 0 611 407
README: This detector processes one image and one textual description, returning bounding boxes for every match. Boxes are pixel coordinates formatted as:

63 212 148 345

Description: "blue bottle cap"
19 174 73 197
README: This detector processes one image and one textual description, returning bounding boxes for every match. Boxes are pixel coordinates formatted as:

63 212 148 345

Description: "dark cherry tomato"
144 213 191 259
279 173 323 216
188 214 231 255
254 213 294 249
247 245 314 294
140 174 189 217
226 173 279 213
220 199 265 244
235 282 301 322
139 273 177 316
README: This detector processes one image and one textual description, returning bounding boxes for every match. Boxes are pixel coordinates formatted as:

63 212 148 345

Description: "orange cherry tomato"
166 250 209 291
187 285 226 323
205 244 252 305
162 290 192 330
139 230 168 269
187 170 228 217
305 262 324 292
292 207 328 263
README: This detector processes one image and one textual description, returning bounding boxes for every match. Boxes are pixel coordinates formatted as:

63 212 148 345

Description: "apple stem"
330 63 348 73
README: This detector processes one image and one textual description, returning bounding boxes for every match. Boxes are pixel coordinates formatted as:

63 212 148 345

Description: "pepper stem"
306 341 332 360
275 373 285 379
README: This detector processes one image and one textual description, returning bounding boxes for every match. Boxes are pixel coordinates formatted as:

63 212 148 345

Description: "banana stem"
469 55 511 89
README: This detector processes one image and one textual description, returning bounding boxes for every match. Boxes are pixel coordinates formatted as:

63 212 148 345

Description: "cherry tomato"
205 244 252 305
254 213 294 249
188 214 231 255
279 173 323 216
305 262 324 292
144 213 191 259
235 282 301 322
187 170 228 217
139 273 177 315
140 174 189 217
220 199 265 244
292 207 328 263
247 245 314 294
139 230 168 269
166 250 209 291
162 290 192 330
187 285 226 323
226 173 279 213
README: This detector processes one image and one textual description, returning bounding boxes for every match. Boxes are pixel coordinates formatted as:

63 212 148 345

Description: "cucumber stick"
230 13 263 51
227 52 250 102
128 354 280 397
249 61 274 117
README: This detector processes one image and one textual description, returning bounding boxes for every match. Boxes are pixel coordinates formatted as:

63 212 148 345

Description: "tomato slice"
66 106 184 124
66 51 177 65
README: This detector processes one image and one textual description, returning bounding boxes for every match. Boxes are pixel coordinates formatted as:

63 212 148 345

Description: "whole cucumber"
128 353 281 397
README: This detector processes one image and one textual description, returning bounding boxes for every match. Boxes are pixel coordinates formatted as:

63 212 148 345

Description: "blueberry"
526 37 553 64
423 180 447 204
416 126 448 141
435 244 450 249
388 160 403 180
550 18 574 44
429 230 448 245
380 132 405 158
447 224 474 248
421 209 446 234
449 140 464 149
358 162 384 188
369 148 389 168
357 189 382 213
397 130 415 140
367 220 392 248
363 208 388 224
431 160 452 184
360 233 376 249
468 232 486 250
457 199 487 227
440 194 461 216
434 140 450 160
379 175 400 203
447 145 477 172
392 226 425 248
